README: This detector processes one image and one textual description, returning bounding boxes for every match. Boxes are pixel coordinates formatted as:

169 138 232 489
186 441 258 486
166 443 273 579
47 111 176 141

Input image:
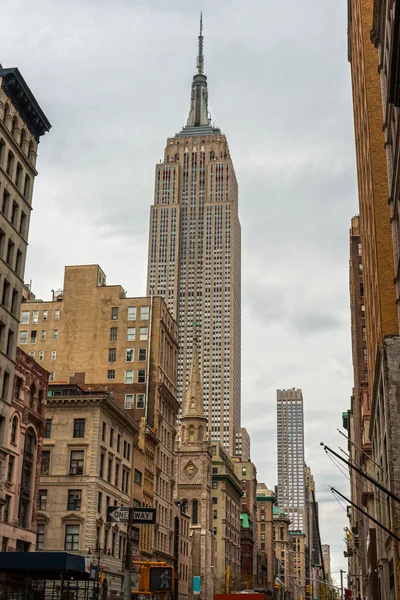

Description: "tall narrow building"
276 388 305 531
0 67 50 491
146 16 241 453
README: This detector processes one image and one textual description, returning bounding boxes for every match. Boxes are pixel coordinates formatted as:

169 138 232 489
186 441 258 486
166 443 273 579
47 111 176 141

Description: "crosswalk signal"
140 566 175 593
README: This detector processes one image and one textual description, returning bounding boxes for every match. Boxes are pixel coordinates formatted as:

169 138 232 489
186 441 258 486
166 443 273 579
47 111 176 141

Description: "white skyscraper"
146 17 241 453
277 388 305 531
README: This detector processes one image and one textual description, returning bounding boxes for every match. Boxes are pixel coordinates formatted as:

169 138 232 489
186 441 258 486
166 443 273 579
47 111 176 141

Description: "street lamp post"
340 569 346 600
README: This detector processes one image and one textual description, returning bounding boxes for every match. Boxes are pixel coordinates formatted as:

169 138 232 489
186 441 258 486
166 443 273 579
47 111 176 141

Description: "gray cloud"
2 0 355 574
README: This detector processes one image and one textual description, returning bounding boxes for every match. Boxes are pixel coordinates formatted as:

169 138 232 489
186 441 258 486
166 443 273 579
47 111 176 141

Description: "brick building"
233 457 257 586
255 483 275 592
0 66 50 493
18 264 179 564
0 347 48 552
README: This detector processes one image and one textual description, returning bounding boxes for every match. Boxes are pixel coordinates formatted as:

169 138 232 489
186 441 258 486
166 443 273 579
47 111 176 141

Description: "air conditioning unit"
69 468 77 475
74 494 81 500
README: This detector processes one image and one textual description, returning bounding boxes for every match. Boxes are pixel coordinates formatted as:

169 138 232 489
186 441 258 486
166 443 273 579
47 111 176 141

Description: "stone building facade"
19 264 179 564
211 442 242 592
38 384 139 595
273 506 295 600
0 66 50 491
233 457 257 586
255 483 275 592
0 347 48 551
176 334 215 600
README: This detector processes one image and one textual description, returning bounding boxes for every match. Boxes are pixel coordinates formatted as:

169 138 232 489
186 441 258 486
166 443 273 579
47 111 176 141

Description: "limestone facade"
0 67 50 492
0 347 48 551
18 264 179 564
38 384 139 594
176 335 215 600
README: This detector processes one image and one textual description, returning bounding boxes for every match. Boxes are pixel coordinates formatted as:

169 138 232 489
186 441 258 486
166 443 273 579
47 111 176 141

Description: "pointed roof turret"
177 14 221 138
182 326 206 421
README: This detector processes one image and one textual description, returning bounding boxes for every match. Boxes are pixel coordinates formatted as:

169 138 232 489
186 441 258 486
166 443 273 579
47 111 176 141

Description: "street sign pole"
123 508 133 600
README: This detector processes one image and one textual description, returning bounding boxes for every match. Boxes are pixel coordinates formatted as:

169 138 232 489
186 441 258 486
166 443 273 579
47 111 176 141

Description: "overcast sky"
3 0 357 581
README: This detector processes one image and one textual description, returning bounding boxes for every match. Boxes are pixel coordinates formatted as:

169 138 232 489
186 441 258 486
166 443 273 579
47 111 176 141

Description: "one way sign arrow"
107 506 130 523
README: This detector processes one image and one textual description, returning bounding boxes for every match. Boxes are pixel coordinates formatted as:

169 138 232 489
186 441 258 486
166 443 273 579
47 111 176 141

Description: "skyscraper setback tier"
276 388 305 531
146 17 241 453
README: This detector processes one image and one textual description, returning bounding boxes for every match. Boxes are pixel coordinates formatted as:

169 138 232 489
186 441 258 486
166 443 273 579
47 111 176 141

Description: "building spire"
182 324 206 420
186 13 209 128
197 12 204 75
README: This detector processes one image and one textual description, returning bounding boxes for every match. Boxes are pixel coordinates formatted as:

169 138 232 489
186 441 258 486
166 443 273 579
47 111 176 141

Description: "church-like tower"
147 15 241 453
176 332 215 599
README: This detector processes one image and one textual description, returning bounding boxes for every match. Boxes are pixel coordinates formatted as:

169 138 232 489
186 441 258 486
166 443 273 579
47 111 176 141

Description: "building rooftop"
0 67 51 140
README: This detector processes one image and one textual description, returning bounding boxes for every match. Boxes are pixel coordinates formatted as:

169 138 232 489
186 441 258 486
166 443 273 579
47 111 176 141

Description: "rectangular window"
7 455 14 482
134 469 143 485
111 307 119 321
107 458 112 482
43 310 48 321
108 348 116 363
53 330 58 341
213 510 217 519
109 428 114 448
125 348 134 362
261 523 265 531
117 434 121 453
55 310 60 320
67 489 82 511
128 307 137 320
139 326 148 340
136 394 145 409
65 524 80 550
70 450 84 475
212 481 218 489
51 350 56 361
102 422 106 441
107 369 115 380
38 489 47 511
138 369 146 383
140 306 149 320
110 327 118 342
37 524 45 551
125 394 133 409
41 451 50 475
100 454 105 478
32 311 39 324
362 326 367 341
127 328 135 341
30 330 37 345
124 370 133 384
97 492 102 513
40 330 46 341
138 348 146 361
19 330 28 345
73 419 85 438
21 311 29 324
115 462 120 487
29 351 35 359
242 467 247 476
49 372 55 382
44 419 52 439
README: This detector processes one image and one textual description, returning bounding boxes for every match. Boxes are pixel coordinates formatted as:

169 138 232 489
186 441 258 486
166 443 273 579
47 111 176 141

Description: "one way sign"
107 506 130 523
132 508 156 524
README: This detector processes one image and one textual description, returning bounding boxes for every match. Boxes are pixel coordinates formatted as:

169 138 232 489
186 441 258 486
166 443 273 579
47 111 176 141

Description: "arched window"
11 117 18 139
38 390 43 414
189 425 194 442
198 426 204 441
15 163 23 188
210 151 215 160
29 384 35 408
20 129 26 150
3 104 10 124
192 500 198 525
11 415 18 443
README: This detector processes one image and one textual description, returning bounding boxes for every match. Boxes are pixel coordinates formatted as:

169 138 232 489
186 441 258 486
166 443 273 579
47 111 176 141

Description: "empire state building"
146 16 241 453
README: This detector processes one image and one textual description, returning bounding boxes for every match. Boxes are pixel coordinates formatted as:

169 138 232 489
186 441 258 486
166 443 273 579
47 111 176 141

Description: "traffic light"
274 582 280 589
140 566 175 592
306 584 311 594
